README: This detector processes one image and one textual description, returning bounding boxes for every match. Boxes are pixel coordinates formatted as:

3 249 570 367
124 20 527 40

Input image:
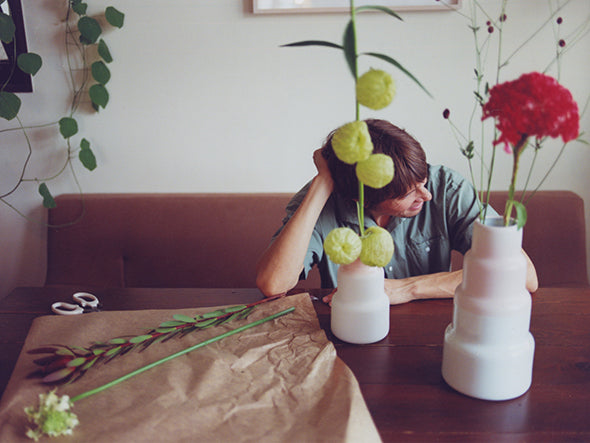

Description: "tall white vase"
442 217 535 401
331 259 390 344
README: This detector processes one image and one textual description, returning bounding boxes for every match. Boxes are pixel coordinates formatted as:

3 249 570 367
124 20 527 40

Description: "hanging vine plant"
0 0 124 216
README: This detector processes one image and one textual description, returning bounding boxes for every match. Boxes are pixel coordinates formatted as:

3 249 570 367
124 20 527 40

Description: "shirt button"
425 246 431 252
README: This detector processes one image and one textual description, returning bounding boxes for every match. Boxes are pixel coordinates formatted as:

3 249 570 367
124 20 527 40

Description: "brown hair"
322 119 428 208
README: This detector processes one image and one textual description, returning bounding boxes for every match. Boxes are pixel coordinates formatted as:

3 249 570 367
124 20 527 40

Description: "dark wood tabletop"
1 286 589 442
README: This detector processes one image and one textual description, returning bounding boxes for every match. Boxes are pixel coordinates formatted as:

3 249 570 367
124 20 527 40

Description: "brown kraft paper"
0 293 381 442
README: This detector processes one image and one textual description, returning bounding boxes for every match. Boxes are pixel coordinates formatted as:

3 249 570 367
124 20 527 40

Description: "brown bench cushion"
46 191 587 289
45 193 318 288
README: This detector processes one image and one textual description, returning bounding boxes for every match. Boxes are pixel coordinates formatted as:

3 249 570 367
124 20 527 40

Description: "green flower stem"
70 307 295 403
348 0 365 237
357 180 365 237
504 137 527 226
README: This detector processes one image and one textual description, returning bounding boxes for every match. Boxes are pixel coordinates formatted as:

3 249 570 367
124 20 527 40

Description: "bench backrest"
46 191 587 289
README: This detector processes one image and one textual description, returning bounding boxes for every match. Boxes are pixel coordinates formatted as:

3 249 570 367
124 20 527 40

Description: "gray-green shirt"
277 164 496 288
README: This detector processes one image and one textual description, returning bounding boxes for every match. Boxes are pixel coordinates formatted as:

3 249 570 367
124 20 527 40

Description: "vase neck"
471 218 523 256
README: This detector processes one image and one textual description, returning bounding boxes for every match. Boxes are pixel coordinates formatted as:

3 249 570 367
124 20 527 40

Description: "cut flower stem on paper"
24 305 295 440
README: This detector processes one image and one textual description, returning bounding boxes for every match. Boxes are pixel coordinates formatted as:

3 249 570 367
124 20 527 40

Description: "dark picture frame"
0 0 32 92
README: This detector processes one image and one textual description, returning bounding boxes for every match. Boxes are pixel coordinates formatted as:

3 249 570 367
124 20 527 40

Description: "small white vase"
331 259 390 344
442 217 535 401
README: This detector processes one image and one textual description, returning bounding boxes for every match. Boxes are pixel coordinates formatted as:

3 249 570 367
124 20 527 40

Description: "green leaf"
58 117 78 138
201 309 225 319
108 338 127 345
0 12 15 43
89 84 109 108
71 0 87 16
79 140 97 171
513 200 527 229
66 357 88 367
105 6 125 28
78 16 101 44
81 356 99 371
218 311 244 325
0 91 21 120
55 348 75 357
155 327 177 333
17 52 42 75
363 51 432 97
42 367 76 383
104 347 122 358
342 20 357 79
173 314 197 323
98 39 113 63
237 307 254 319
129 334 153 344
91 61 110 85
222 305 247 313
281 40 343 50
38 183 56 209
159 320 186 327
356 5 403 20
195 318 220 328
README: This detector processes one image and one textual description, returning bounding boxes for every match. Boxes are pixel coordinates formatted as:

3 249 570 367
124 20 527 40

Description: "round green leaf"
0 12 15 43
98 39 113 63
59 117 78 138
79 144 97 171
91 61 110 85
17 52 42 75
38 183 57 209
105 6 125 28
78 16 101 44
89 84 109 108
71 0 88 16
0 91 21 120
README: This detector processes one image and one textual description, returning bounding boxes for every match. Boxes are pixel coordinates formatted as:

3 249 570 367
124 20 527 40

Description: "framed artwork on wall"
0 0 33 92
253 0 461 14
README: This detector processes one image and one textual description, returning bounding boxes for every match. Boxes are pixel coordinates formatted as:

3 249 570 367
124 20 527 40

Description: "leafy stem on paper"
28 294 285 385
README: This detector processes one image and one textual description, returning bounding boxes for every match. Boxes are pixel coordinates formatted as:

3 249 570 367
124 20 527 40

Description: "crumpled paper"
0 293 381 442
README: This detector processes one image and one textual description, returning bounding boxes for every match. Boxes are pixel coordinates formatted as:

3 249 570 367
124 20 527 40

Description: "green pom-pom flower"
324 227 362 265
356 69 396 110
24 390 79 441
331 121 373 164
356 153 394 189
360 226 394 267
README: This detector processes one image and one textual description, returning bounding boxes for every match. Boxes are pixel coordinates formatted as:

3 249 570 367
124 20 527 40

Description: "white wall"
1 0 589 298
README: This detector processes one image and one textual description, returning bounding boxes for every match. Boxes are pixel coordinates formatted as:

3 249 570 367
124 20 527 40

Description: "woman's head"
322 119 428 208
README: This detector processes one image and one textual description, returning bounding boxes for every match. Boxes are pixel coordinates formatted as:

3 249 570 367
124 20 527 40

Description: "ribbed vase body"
331 260 390 344
442 217 535 400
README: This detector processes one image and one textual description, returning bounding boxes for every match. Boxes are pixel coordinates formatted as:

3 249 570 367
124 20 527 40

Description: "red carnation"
482 72 579 153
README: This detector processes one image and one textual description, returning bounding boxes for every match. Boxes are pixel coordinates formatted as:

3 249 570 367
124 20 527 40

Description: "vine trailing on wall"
0 0 124 218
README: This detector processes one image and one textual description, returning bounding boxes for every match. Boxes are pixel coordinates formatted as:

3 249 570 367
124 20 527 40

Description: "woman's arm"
383 249 538 305
256 150 333 297
323 250 538 305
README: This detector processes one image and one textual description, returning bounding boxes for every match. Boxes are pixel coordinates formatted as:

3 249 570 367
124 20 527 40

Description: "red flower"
482 72 579 152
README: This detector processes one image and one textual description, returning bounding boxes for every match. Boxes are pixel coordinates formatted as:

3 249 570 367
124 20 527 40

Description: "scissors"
51 292 102 315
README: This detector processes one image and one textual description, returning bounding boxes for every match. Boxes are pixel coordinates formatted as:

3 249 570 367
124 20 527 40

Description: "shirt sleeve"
443 168 499 254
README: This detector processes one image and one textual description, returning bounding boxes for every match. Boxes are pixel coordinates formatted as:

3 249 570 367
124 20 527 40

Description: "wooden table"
1 286 589 442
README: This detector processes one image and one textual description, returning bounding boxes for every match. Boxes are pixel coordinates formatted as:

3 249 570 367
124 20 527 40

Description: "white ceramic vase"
442 217 535 401
331 259 390 344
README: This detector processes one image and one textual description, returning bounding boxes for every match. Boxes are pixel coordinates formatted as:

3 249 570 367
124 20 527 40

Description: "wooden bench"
45 191 587 289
